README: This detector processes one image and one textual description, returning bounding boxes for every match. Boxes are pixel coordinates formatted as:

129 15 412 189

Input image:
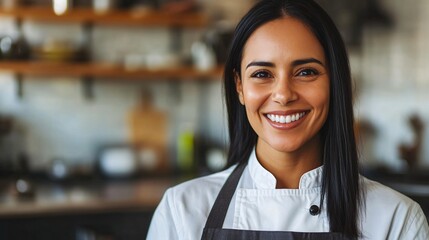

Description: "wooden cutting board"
128 91 169 173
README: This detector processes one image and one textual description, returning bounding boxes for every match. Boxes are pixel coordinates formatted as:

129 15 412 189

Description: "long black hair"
223 0 361 238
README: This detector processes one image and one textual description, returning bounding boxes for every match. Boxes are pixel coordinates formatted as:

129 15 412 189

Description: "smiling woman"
147 0 429 240
236 18 330 190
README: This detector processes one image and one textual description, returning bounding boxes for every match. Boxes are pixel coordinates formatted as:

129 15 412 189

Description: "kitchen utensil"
2 0 22 9
48 158 69 180
128 90 169 173
93 0 116 13
191 41 216 71
0 35 30 60
32 39 85 62
53 0 73 15
98 145 137 178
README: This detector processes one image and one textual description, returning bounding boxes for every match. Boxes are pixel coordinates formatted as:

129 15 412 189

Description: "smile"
266 112 307 124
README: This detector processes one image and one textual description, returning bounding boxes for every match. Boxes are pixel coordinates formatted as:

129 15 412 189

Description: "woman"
147 0 429 239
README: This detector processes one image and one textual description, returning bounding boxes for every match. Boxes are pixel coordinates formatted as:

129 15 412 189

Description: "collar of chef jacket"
247 148 324 190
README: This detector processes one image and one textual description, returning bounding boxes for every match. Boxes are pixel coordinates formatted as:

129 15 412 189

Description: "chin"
272 143 303 154
263 138 304 154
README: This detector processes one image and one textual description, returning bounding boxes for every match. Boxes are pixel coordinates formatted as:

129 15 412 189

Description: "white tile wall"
0 17 226 170
356 0 429 168
1 0 429 171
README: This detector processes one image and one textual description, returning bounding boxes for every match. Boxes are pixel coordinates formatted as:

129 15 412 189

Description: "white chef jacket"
147 150 429 239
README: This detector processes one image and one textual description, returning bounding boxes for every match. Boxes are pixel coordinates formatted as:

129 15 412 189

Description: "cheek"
319 84 330 111
242 84 270 109
313 91 329 109
307 78 329 103
307 85 330 118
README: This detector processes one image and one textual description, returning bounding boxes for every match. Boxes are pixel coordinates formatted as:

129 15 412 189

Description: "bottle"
177 122 196 175
13 34 30 60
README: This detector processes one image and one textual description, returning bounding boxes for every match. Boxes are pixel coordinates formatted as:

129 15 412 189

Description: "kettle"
0 35 30 60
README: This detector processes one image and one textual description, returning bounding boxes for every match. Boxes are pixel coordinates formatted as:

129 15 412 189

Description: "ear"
235 71 245 105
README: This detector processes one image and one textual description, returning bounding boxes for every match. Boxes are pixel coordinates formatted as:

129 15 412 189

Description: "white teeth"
267 112 307 124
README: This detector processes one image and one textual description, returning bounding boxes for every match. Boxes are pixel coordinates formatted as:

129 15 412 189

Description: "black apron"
201 162 350 240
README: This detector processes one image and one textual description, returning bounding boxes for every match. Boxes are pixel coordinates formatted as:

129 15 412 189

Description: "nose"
271 78 297 105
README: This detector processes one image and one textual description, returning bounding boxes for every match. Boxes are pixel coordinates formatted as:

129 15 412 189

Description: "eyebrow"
245 58 324 69
292 58 324 67
245 61 275 69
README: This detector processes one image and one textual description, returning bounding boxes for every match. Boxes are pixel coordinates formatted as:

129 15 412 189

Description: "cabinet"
0 6 223 97
0 177 176 239
0 209 155 240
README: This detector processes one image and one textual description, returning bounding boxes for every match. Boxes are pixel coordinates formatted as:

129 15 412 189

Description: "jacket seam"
400 202 420 238
168 188 184 239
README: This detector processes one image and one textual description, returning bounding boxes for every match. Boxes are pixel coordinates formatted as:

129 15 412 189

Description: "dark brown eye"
297 69 319 76
251 71 272 78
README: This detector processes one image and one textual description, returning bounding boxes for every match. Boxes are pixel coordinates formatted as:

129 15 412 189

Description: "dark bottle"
12 34 31 60
15 153 35 199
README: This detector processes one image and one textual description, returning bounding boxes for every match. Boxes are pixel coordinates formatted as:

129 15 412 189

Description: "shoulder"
362 177 416 205
361 177 429 239
361 177 423 214
148 166 235 239
167 165 235 203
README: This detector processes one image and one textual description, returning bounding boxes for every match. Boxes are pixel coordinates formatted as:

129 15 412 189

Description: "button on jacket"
147 150 429 239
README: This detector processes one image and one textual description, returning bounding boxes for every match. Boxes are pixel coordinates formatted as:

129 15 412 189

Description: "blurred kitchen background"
0 0 428 239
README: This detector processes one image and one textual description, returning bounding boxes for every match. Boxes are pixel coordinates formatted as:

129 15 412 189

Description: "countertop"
0 177 180 218
2 168 428 218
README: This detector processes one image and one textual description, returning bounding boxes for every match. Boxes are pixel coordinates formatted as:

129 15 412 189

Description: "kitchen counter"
0 177 179 218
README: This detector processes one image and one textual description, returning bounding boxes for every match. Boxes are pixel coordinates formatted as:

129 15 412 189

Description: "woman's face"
236 17 330 156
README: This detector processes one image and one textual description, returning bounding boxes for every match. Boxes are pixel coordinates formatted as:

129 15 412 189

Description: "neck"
256 136 322 189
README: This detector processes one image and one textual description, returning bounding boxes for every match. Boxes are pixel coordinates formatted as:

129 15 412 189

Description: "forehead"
242 17 325 66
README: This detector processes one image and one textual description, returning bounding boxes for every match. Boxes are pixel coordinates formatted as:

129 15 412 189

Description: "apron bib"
201 162 350 240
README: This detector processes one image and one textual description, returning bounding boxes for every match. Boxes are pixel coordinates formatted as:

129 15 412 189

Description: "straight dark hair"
223 0 361 238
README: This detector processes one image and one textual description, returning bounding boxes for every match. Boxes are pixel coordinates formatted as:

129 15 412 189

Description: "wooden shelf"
0 7 209 27
0 61 223 80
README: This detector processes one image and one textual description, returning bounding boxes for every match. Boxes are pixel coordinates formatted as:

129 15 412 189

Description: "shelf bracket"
15 74 24 99
170 26 183 53
82 77 94 100
168 79 182 103
82 22 93 62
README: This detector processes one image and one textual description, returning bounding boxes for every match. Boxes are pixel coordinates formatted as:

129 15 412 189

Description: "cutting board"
128 91 169 173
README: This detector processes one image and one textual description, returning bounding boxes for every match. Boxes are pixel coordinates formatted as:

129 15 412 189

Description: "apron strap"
204 161 248 229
